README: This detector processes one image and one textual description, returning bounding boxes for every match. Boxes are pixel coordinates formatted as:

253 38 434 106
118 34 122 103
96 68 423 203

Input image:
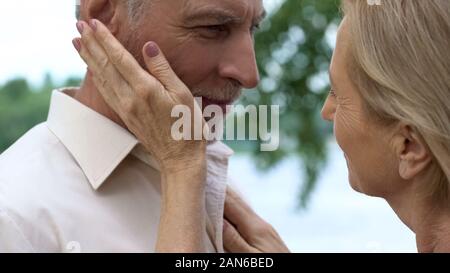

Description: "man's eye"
206 25 227 32
197 25 228 38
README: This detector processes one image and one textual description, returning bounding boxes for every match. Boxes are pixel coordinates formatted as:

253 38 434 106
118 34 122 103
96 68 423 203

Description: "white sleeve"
0 209 35 253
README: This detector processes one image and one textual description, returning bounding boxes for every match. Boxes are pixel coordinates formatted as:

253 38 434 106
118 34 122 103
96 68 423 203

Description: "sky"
0 0 84 85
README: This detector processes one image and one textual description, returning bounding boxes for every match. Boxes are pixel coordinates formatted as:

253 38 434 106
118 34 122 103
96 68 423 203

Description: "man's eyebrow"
184 8 267 25
184 9 243 24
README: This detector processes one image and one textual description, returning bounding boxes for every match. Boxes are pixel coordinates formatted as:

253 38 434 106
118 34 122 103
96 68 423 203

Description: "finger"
74 36 126 114
223 219 255 253
224 188 262 239
142 41 187 93
77 21 134 100
73 37 96 74
226 187 256 213
87 19 150 89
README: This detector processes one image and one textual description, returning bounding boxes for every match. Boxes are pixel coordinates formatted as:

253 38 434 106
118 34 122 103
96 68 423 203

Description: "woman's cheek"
334 112 363 161
333 112 351 155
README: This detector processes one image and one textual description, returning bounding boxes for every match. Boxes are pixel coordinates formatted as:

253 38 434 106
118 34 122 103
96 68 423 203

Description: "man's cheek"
172 57 215 87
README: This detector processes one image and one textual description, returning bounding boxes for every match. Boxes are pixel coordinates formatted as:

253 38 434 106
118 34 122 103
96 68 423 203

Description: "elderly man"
0 0 264 252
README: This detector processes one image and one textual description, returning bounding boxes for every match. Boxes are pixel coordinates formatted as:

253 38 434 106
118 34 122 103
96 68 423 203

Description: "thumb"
223 219 256 253
142 41 185 92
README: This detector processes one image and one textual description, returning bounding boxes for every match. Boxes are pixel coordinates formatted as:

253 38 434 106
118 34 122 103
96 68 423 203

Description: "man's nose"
218 35 260 89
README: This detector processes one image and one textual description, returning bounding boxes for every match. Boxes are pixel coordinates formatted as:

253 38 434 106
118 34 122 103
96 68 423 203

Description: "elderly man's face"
119 0 264 111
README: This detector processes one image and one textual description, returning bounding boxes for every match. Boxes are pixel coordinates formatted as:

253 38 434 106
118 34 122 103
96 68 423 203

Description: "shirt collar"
46 88 235 191
47 89 139 190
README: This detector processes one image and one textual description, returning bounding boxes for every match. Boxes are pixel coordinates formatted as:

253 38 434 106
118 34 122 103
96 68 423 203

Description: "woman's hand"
73 19 207 175
74 19 208 252
223 188 291 253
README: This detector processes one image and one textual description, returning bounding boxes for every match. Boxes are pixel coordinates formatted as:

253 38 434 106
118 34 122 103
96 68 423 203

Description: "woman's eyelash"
329 89 337 97
251 24 260 34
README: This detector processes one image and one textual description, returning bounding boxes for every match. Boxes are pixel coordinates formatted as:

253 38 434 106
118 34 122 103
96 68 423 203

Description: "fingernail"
145 42 159 58
72 38 81 52
89 19 97 32
76 21 84 34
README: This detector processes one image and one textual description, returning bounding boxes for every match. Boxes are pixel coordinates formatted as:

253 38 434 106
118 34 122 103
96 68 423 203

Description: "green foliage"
0 75 82 152
232 0 342 207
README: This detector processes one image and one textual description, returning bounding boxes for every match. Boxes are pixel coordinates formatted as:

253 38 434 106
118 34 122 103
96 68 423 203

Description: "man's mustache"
191 81 242 103
130 41 243 103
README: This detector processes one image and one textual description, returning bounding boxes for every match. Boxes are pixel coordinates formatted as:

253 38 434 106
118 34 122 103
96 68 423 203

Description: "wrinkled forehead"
180 0 265 23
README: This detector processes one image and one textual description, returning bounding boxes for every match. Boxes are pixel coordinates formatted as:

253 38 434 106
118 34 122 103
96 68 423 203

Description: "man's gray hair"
75 0 145 20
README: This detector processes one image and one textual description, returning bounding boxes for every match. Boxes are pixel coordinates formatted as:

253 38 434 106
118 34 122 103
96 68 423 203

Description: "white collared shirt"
0 89 233 253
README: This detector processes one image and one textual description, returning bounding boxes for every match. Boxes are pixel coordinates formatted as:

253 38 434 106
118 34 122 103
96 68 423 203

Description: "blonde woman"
74 0 449 252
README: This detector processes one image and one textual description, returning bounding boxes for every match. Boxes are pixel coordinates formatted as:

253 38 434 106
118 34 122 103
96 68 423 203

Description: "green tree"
1 78 30 101
232 0 342 207
0 76 82 152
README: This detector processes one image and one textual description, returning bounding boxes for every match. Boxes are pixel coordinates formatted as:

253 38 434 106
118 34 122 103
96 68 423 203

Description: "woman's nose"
321 96 335 122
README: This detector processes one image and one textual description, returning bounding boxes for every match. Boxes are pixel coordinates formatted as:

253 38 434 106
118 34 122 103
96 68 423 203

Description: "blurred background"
0 0 416 252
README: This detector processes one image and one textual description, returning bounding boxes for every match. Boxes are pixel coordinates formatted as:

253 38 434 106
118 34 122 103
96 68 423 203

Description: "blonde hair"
342 0 450 202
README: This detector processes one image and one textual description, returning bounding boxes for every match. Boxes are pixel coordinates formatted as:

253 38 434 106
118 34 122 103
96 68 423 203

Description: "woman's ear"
82 0 120 34
393 124 432 180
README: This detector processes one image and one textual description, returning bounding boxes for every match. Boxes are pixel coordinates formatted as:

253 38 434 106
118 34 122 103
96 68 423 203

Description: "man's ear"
392 124 432 180
82 0 119 33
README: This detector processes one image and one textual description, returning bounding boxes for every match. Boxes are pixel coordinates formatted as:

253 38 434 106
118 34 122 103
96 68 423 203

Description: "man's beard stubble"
123 32 243 105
